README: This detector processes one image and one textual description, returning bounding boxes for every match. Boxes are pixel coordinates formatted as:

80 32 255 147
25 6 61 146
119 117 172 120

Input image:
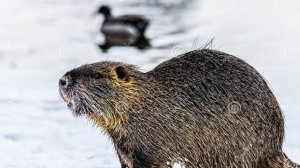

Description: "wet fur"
61 49 299 168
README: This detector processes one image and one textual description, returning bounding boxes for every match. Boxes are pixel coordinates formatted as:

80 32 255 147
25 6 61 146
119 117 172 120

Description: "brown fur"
59 49 299 168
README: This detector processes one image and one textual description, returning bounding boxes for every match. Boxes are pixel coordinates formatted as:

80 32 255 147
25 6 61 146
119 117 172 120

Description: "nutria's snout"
59 74 73 98
59 74 77 114
59 76 71 89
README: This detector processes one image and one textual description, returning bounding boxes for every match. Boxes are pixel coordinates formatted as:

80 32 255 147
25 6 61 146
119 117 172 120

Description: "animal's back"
147 49 280 117
147 49 286 167
149 49 260 88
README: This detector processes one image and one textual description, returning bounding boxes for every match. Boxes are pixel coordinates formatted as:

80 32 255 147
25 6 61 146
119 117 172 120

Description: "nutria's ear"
115 66 129 81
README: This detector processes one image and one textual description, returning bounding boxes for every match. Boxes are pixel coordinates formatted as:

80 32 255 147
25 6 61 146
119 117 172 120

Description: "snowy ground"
0 0 299 167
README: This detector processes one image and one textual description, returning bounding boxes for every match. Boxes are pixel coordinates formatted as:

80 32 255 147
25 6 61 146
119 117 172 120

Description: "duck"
96 5 149 39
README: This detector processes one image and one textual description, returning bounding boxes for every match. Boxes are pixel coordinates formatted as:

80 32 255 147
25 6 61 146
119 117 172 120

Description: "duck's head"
97 5 112 18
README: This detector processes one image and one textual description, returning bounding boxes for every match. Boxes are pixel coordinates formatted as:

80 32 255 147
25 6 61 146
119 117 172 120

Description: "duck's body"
98 6 149 39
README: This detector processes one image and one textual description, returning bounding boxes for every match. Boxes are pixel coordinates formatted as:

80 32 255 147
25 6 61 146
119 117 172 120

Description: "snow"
0 0 299 167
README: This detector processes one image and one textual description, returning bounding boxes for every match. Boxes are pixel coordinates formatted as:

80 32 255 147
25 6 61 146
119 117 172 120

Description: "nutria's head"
59 62 143 128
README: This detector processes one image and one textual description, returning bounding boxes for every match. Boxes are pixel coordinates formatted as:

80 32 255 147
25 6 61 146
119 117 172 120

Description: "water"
0 0 299 167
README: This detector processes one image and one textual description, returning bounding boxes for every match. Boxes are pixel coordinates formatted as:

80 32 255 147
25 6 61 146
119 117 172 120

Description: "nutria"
59 49 299 168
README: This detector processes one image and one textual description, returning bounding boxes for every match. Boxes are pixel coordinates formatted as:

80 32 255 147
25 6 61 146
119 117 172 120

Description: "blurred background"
0 0 299 167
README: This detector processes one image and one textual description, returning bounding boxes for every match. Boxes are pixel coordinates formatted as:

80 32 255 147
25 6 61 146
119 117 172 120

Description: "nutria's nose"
59 76 71 89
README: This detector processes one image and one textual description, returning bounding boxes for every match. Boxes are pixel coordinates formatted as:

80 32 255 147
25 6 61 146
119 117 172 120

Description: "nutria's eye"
90 73 104 79
115 66 129 81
